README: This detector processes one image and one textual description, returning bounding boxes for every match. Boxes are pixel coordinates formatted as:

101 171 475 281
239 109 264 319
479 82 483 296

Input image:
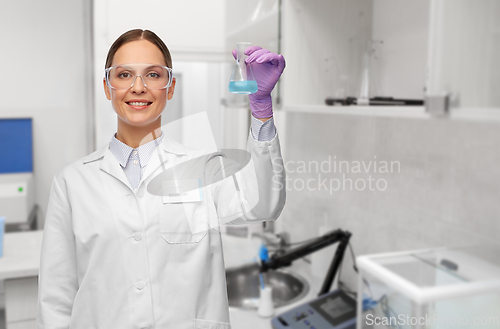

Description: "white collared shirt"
109 132 164 190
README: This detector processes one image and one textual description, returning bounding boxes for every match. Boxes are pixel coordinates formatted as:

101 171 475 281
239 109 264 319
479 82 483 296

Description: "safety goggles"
105 63 173 90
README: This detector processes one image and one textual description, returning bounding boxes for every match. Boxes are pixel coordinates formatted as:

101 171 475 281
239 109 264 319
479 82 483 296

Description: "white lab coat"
36 130 286 329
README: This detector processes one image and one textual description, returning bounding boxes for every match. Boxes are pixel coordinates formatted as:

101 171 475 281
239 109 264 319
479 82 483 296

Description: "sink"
226 263 309 309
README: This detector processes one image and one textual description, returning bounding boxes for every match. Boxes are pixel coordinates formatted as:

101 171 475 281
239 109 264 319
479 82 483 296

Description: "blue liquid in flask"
228 80 258 94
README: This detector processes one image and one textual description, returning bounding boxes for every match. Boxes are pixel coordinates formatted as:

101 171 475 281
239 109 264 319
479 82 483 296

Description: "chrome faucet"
251 231 285 247
250 222 290 256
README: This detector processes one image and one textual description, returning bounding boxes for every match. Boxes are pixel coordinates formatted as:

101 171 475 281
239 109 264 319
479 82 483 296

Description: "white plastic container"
356 246 500 329
258 286 275 318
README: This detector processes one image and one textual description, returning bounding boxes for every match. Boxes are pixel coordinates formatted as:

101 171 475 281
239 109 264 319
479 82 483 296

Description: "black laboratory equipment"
256 229 358 329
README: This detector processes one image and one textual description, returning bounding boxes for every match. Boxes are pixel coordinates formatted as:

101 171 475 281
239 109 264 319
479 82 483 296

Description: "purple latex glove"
232 46 286 118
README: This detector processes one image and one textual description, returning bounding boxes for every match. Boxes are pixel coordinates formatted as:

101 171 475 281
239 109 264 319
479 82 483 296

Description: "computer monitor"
0 118 33 174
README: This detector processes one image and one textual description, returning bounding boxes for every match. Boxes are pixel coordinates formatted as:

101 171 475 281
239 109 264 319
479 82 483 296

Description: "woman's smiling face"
103 39 175 129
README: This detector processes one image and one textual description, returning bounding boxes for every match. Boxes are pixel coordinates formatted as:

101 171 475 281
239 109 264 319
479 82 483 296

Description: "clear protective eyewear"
105 63 173 90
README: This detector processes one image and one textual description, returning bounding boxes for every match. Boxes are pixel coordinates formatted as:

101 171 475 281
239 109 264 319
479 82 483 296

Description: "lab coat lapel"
93 137 189 194
140 137 189 187
99 147 133 194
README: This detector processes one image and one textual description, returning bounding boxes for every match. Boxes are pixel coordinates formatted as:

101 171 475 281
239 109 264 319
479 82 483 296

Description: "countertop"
221 233 317 329
0 230 43 281
0 229 317 329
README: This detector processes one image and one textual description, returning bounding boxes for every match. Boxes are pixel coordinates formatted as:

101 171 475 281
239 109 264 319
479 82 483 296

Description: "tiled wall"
275 111 500 290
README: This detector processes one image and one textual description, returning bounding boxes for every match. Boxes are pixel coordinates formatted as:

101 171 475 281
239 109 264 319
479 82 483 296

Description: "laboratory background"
1 0 500 329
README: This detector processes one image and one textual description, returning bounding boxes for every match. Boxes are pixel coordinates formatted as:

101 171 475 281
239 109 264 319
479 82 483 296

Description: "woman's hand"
232 46 286 119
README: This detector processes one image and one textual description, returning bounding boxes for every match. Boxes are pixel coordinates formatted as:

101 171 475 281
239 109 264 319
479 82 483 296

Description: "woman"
37 29 286 329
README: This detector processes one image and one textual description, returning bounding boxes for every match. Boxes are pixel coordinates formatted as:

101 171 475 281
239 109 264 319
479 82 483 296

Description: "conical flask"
228 42 258 94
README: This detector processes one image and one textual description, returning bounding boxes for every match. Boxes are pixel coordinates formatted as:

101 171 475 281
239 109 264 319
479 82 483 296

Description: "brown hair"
104 29 173 69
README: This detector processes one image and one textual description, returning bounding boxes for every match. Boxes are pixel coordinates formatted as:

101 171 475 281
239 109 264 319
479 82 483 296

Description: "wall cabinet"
280 0 500 111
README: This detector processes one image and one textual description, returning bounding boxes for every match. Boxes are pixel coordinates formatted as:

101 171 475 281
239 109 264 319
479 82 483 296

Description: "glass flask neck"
236 42 251 61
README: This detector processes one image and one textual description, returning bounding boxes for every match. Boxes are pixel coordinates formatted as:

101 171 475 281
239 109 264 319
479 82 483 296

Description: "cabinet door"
5 277 38 326
427 0 500 109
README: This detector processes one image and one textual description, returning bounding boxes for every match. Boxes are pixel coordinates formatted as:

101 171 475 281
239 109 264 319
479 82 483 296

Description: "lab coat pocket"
194 318 232 329
159 201 208 244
